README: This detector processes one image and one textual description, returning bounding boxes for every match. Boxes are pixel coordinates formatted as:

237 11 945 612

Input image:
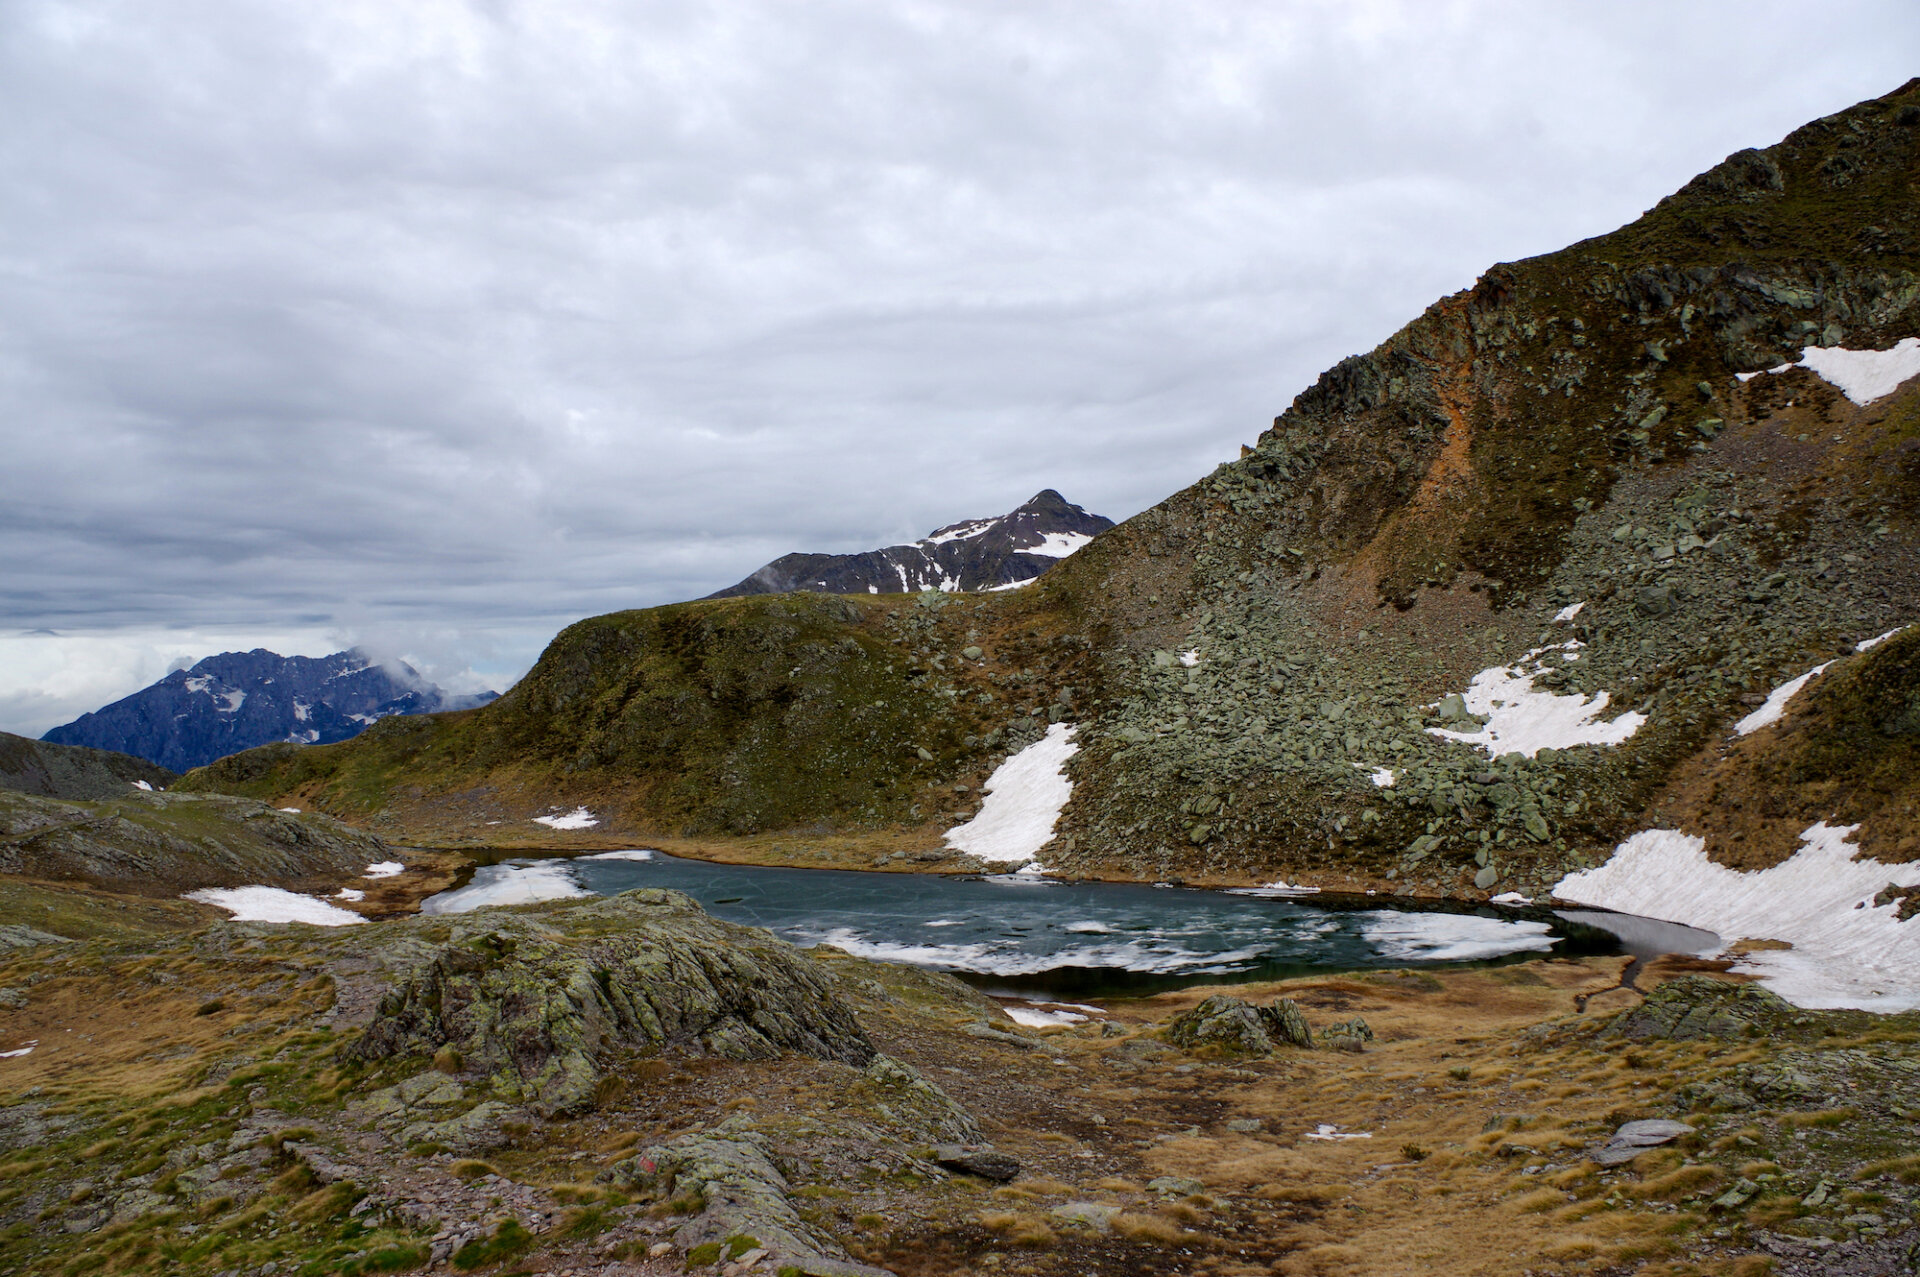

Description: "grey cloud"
2 0 1917 734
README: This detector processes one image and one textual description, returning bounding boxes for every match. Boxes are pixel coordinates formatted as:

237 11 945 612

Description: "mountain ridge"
43 648 497 772
707 489 1114 598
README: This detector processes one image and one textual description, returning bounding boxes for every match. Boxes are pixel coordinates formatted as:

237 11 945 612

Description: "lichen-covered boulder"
1164 995 1316 1055
351 889 874 1115
1607 976 1790 1042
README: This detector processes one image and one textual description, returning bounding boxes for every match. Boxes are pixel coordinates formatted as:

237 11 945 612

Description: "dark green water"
422 850 1707 999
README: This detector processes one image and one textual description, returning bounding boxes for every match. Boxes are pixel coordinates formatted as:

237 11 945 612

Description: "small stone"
1225 1118 1263 1133
1049 1202 1119 1233
1474 865 1500 889
961 646 983 660
1146 1176 1205 1197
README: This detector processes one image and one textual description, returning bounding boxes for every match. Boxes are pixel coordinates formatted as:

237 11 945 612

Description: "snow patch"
1369 767 1396 788
0 1043 36 1059
1022 531 1093 559
984 577 1033 591
944 724 1078 866
924 519 994 546
1489 892 1534 906
335 887 365 901
292 700 311 721
1857 626 1906 652
1553 823 1920 1012
130 780 152 791
1360 910 1557 963
1427 642 1645 759
183 676 212 694
1553 602 1585 623
533 806 599 830
1735 339 1920 404
215 689 246 713
1305 1125 1372 1141
1734 661 1832 736
1003 1006 1086 1027
421 860 589 914
278 807 300 813
363 861 404 878
1178 650 1200 667
186 886 367 926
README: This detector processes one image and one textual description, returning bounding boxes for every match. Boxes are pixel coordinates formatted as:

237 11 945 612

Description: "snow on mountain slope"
708 489 1113 598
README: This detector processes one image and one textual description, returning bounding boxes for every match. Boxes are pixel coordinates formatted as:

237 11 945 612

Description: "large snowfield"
943 723 1079 867
1555 822 1920 1012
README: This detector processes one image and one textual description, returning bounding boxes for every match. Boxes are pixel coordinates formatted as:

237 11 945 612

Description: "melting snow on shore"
1002 1004 1090 1027
1428 642 1644 759
421 860 590 913
944 723 1078 866
1554 823 1920 1012
1362 910 1557 962
1225 881 1322 898
533 806 599 830
185 887 367 926
1736 338 1920 405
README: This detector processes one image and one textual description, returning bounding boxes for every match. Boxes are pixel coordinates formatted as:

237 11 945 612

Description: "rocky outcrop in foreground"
353 889 875 1116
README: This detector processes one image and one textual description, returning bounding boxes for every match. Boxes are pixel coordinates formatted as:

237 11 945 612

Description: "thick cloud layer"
3 0 1915 735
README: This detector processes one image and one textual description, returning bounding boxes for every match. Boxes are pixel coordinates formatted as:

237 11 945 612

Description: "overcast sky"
3 0 1915 736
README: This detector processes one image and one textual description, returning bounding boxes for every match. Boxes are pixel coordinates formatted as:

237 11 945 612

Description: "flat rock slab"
1591 1118 1695 1165
933 1145 1020 1182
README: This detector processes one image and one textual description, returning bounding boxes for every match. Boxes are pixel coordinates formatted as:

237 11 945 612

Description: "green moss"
450 1220 533 1270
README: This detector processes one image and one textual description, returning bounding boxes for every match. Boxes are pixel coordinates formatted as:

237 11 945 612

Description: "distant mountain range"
708 489 1113 598
41 649 496 772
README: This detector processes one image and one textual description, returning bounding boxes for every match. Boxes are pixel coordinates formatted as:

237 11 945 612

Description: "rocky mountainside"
708 489 1113 598
0 731 175 800
41 648 497 772
186 83 1920 905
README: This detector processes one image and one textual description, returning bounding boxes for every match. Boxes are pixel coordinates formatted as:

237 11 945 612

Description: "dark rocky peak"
708 489 1114 599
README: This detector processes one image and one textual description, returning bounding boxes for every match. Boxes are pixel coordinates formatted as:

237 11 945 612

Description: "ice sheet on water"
185 886 366 926
581 849 654 861
420 860 589 914
1360 910 1556 962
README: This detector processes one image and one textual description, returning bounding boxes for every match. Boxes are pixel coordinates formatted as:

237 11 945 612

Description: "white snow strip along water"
581 849 654 861
185 887 367 926
1003 1006 1087 1027
799 927 1260 977
420 860 590 914
1553 823 1920 1012
1857 626 1906 652
944 724 1078 865
363 862 405 878
1734 661 1832 736
1427 642 1645 759
1489 892 1534 906
0 1043 36 1059
1224 881 1322 898
1553 602 1586 623
533 806 599 830
1360 910 1556 963
1023 531 1094 558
